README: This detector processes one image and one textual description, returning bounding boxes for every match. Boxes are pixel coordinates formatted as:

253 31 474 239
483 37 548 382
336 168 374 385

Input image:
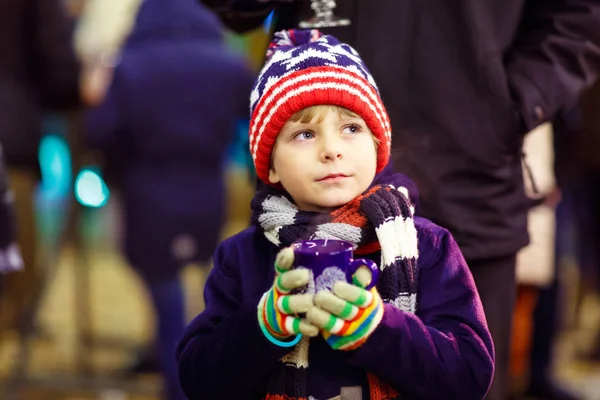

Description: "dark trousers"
141 275 187 400
0 169 38 335
470 255 518 400
529 271 559 383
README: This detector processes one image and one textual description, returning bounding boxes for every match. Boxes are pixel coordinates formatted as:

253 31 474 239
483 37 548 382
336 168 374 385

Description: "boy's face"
269 107 377 212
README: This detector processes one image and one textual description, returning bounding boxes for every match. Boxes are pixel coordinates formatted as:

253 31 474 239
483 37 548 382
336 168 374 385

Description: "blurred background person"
0 0 81 338
576 79 600 362
76 0 142 108
0 141 24 287
519 103 586 400
85 0 255 398
508 122 578 400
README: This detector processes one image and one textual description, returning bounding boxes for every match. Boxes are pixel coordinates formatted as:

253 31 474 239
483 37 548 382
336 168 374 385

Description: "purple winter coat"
86 0 255 281
177 215 495 399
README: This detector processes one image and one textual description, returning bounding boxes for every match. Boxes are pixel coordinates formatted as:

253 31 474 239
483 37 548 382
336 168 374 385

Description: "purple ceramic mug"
293 239 379 292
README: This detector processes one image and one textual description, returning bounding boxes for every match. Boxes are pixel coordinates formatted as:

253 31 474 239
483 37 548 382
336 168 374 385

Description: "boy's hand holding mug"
257 241 384 350
308 266 385 351
290 239 384 351
257 247 320 346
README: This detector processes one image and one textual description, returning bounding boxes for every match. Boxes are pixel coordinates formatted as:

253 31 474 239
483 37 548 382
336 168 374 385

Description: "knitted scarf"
250 173 420 400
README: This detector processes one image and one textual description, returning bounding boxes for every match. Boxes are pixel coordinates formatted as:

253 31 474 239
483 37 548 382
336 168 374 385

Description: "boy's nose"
323 150 342 161
319 136 343 161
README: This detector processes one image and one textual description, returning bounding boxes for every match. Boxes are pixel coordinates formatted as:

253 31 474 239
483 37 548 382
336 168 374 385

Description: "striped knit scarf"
250 176 420 400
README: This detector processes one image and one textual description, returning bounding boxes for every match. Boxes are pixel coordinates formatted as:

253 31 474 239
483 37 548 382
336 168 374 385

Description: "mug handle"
348 259 379 290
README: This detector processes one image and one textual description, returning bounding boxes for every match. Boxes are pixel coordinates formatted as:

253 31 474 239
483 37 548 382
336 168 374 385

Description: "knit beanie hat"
249 29 391 186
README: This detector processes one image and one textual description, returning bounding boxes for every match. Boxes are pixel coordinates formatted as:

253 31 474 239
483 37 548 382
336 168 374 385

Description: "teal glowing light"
38 135 72 200
74 168 110 208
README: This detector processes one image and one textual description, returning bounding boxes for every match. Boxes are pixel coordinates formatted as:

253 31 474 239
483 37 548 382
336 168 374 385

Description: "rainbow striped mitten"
257 247 319 344
307 266 384 350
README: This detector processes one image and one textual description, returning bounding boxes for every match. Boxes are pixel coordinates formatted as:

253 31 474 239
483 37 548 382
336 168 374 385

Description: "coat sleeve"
29 0 81 109
505 0 600 132
176 239 292 400
345 228 494 400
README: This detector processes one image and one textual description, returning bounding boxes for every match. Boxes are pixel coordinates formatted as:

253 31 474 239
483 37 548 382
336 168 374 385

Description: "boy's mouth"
317 173 349 182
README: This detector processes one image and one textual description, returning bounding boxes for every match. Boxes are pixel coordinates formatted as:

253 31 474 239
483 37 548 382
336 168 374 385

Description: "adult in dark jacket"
198 1 600 399
86 0 255 398
0 0 81 169
0 0 80 335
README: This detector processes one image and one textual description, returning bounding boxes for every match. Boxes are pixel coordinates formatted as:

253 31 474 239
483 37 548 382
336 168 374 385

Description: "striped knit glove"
257 247 319 345
306 266 384 351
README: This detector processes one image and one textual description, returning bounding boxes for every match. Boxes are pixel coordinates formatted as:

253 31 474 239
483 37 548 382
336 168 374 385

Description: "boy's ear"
268 168 281 184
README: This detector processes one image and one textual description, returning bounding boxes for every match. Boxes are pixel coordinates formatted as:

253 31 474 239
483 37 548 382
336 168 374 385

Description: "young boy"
177 29 494 400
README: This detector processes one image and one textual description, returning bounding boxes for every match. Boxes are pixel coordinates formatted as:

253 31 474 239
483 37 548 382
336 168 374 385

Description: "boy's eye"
342 124 362 135
294 131 315 141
